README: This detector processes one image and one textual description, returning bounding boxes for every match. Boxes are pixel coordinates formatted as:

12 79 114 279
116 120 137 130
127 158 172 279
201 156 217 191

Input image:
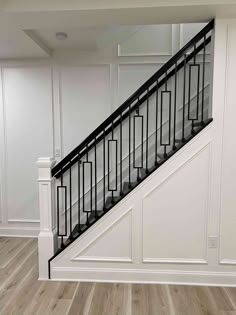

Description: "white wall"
0 23 207 236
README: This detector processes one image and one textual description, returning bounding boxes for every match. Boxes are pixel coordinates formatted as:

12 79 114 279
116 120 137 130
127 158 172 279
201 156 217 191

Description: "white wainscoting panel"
180 23 208 48
118 64 161 104
220 22 236 265
142 144 210 264
3 67 53 222
73 210 132 262
59 65 111 157
118 24 172 57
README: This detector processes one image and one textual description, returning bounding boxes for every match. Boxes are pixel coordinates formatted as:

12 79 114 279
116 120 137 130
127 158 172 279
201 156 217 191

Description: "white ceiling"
0 0 235 59
31 25 142 52
0 0 235 11
32 27 114 51
0 29 49 59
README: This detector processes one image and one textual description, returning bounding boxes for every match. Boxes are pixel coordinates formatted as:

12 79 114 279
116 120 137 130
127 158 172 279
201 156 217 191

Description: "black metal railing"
50 20 214 262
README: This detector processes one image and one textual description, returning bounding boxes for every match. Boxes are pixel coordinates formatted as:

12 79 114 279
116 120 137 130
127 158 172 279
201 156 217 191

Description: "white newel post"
36 157 57 280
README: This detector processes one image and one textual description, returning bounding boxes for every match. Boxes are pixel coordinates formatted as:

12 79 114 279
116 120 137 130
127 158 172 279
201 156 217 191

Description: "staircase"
48 20 214 278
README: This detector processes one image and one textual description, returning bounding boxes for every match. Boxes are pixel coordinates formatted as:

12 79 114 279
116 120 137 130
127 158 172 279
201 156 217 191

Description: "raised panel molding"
118 24 173 57
220 259 236 266
142 144 211 264
219 23 236 266
72 209 133 263
59 65 111 157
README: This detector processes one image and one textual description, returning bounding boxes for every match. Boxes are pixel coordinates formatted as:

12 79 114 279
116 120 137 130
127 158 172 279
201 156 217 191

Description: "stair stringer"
51 123 218 285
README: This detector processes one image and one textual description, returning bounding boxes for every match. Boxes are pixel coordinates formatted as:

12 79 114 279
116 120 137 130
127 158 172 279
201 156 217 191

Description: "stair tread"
105 196 120 209
65 224 87 245
122 181 136 194
87 210 104 224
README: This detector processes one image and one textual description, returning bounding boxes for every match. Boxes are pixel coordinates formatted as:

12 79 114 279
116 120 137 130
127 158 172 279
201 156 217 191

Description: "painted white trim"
143 258 208 264
141 143 211 265
118 51 172 57
117 25 173 57
23 30 52 57
0 68 8 225
74 257 133 263
0 225 39 237
7 219 40 224
51 266 236 286
220 260 236 265
72 209 133 263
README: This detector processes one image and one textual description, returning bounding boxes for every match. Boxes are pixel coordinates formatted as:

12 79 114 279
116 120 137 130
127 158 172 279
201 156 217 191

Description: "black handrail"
52 19 214 177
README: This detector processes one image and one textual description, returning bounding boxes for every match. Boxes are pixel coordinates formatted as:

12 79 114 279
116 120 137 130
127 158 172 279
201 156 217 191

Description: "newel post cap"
36 157 56 169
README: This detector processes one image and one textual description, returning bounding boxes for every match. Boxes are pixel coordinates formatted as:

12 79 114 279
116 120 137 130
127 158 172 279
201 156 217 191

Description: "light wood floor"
1 237 236 315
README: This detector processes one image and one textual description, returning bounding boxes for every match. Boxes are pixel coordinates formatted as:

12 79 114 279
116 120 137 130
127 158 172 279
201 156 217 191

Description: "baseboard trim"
50 266 236 286
0 225 39 237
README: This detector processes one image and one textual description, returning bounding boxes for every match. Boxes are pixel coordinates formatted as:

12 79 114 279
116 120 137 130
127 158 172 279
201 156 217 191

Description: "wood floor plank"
208 287 235 311
22 281 61 315
132 284 173 315
108 283 130 315
55 281 77 300
0 237 31 268
0 239 37 287
0 261 40 315
67 282 94 315
0 248 38 309
45 299 72 315
88 283 114 315
168 285 217 315
132 284 148 315
224 288 236 309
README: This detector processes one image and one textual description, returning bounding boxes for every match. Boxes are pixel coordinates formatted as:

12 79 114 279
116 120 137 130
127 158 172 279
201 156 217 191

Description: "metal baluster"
103 129 106 210
57 178 61 246
173 62 177 150
137 97 140 180
94 137 98 218
201 35 206 124
188 44 200 135
69 163 72 238
90 156 93 218
109 121 113 203
112 121 114 203
57 169 67 249
120 114 123 196
182 54 187 142
84 146 89 225
164 73 168 158
155 81 159 166
146 88 149 174
192 43 197 134
108 121 118 205
77 154 81 233
128 104 131 188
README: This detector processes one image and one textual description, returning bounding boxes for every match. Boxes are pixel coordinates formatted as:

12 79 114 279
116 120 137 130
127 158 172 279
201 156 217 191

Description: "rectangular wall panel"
142 145 210 263
4 67 53 221
220 23 236 264
60 65 111 157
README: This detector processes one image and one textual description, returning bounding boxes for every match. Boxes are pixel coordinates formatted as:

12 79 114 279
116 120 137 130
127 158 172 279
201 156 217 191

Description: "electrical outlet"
208 236 218 249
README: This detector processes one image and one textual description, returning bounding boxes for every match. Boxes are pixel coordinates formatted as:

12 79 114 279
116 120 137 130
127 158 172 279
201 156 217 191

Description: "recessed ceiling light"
55 32 68 40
